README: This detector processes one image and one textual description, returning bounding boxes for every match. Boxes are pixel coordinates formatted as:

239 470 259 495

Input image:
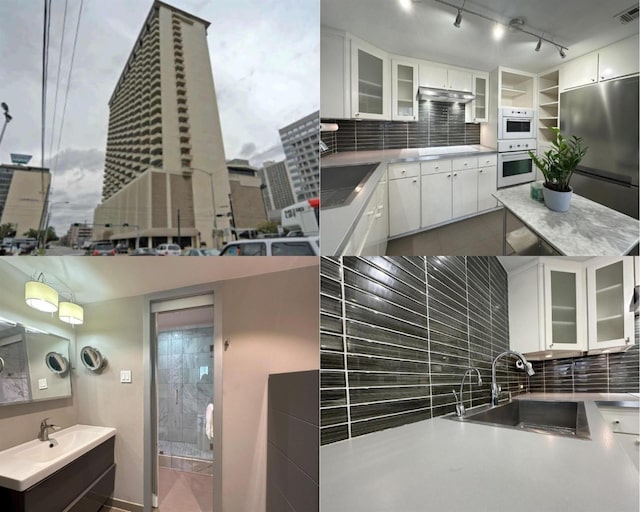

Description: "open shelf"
502 87 527 98
539 101 559 107
539 117 559 121
539 85 559 93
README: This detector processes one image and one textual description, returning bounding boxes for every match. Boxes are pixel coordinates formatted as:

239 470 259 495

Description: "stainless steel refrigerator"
560 75 639 219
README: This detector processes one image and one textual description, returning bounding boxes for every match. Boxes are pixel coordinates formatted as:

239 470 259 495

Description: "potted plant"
528 127 588 212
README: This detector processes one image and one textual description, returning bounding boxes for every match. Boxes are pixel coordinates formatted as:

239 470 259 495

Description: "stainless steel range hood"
417 86 475 103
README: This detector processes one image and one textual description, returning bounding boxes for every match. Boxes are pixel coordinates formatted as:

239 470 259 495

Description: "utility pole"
177 209 181 248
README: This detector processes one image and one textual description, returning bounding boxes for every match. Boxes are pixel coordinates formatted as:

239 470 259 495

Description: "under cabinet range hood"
417 86 475 103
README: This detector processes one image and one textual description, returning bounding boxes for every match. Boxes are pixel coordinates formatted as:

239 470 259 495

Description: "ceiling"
322 0 639 72
0 257 318 304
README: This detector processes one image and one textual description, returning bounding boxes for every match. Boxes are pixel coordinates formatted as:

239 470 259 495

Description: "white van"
219 237 319 256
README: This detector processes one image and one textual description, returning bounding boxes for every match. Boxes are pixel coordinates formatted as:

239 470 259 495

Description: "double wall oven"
497 107 537 188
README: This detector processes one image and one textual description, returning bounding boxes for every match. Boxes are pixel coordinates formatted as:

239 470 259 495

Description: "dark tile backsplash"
320 256 528 445
320 100 481 155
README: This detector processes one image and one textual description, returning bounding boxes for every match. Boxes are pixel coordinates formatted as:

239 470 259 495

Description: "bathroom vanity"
0 425 116 512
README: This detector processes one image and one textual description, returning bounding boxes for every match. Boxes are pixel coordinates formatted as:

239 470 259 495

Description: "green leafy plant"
528 127 588 192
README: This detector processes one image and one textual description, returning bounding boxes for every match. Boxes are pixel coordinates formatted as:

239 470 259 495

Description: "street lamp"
0 102 13 149
181 166 221 249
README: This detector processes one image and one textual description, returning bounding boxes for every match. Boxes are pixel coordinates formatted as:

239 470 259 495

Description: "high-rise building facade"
0 164 50 234
279 111 319 202
260 160 295 212
93 1 231 248
226 159 267 231
66 222 93 248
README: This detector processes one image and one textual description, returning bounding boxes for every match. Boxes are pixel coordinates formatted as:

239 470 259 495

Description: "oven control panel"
497 139 537 152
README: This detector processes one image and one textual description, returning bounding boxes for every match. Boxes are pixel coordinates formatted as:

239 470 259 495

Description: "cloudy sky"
0 0 319 236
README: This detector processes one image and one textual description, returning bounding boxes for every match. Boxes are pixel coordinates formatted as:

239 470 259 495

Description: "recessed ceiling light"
399 0 412 12
493 23 505 40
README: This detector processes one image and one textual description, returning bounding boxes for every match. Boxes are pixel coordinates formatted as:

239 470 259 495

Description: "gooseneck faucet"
38 418 60 442
490 350 535 406
452 367 483 417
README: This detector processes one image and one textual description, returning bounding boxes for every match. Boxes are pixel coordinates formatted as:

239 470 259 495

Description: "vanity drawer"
451 157 478 171
388 162 419 180
478 154 498 167
421 159 452 175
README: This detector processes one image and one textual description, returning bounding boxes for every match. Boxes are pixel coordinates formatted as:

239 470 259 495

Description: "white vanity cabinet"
508 259 587 359
350 38 390 120
585 257 635 354
388 163 420 236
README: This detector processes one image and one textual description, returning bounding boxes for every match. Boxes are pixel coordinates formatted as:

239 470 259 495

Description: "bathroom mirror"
80 346 106 372
45 351 69 375
0 320 72 406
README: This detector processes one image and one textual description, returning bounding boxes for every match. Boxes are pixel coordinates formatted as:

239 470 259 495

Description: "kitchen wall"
320 256 529 445
0 260 77 452
321 100 481 154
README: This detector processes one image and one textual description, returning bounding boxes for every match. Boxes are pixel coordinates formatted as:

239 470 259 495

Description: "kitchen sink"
321 163 380 209
446 400 591 440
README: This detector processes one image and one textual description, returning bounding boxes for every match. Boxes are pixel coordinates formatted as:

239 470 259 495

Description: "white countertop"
320 145 497 255
494 184 640 255
320 393 639 512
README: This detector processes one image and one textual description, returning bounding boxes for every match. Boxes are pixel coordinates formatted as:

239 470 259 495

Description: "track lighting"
535 38 542 51
493 23 505 40
454 9 462 27
559 47 566 58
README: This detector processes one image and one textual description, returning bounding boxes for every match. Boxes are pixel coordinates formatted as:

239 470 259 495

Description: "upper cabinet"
321 28 350 119
465 73 489 123
559 52 598 91
350 38 390 120
419 63 472 91
586 257 635 353
391 60 419 121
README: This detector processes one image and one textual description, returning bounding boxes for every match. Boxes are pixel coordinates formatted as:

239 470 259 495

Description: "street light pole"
181 166 219 249
0 102 13 149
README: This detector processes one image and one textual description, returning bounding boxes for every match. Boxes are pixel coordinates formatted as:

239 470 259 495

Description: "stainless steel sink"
321 163 380 209
446 400 591 440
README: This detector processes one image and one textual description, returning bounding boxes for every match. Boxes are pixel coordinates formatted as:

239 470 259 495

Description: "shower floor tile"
158 467 213 512
158 439 213 460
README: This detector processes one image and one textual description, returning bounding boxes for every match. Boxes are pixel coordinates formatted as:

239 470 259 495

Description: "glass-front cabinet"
586 257 635 353
350 39 389 120
465 74 489 123
391 60 418 121
543 263 586 352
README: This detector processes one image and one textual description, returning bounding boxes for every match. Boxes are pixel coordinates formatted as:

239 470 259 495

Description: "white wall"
75 295 145 506
218 265 319 512
0 260 77 451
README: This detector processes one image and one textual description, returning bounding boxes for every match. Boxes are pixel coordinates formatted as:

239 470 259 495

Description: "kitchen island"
320 393 639 512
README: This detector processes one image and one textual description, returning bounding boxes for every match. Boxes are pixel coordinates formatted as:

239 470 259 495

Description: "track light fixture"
433 0 568 57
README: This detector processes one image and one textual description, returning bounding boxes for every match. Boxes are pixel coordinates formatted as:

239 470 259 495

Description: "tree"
0 223 16 239
23 229 39 239
22 227 59 242
256 221 278 234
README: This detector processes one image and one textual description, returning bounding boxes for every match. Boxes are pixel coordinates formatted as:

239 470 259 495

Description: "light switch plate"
38 378 48 390
120 370 132 383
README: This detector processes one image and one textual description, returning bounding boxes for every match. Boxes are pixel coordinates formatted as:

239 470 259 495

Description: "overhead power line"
48 0 69 164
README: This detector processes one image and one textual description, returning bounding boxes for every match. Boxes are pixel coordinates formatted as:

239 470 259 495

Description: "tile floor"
158 467 213 512
386 208 545 256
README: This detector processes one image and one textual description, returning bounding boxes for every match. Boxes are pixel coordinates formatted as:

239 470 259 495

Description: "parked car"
131 247 157 256
115 243 129 254
156 243 181 256
182 248 205 256
85 241 115 256
219 237 319 256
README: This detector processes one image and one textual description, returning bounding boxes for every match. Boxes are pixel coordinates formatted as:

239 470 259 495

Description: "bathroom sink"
446 400 591 440
321 163 380 209
0 424 116 491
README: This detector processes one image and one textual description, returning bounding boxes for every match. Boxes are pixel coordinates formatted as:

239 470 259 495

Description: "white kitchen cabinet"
598 35 640 82
559 52 598 91
419 63 472 91
392 60 419 121
421 172 452 227
452 169 477 218
346 172 388 256
586 257 635 354
465 74 489 123
350 38 390 120
321 28 349 119
389 175 420 236
477 165 497 211
508 259 587 359
598 405 640 471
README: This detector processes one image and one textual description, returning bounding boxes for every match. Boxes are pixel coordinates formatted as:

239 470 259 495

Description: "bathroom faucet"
490 350 535 406
320 140 329 152
38 418 60 442
452 367 483 417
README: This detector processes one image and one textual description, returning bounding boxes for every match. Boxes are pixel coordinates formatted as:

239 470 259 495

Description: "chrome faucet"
38 418 60 442
320 140 329 152
452 367 483 417
490 350 535 406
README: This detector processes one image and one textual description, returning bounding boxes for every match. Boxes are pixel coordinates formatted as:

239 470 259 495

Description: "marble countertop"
493 184 640 255
320 393 639 512
320 145 497 255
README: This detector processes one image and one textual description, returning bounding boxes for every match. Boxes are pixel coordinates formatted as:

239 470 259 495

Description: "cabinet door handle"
479 169 483 173
453 173 458 177
601 76 605 80
447 174 451 178
401 169 406 174
463 162 468 166
591 78 595 82
374 213 383 219
367 210 375 216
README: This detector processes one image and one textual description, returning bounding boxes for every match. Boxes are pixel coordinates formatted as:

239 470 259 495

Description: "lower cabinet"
389 175 420 236
346 172 389 256
421 172 452 227
478 166 497 211
598 406 640 471
452 169 477 218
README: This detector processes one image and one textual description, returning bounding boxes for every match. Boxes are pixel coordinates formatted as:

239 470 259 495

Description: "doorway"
151 296 215 512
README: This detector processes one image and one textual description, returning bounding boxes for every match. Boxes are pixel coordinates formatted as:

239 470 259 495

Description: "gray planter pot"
543 185 573 212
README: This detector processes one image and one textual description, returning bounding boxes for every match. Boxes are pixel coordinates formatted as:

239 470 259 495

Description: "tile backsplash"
321 100 481 155
320 256 529 445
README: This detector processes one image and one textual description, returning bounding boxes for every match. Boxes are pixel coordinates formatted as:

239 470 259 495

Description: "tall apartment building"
279 111 320 202
260 160 295 214
226 159 267 231
93 1 231 248
0 164 50 235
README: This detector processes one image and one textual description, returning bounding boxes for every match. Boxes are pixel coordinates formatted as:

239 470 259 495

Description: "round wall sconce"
80 346 106 372
59 301 84 325
25 281 58 313
45 352 70 375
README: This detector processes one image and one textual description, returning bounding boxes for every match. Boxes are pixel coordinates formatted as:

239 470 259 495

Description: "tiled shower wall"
320 100 481 155
0 333 28 403
320 256 530 445
529 316 640 393
158 325 214 460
